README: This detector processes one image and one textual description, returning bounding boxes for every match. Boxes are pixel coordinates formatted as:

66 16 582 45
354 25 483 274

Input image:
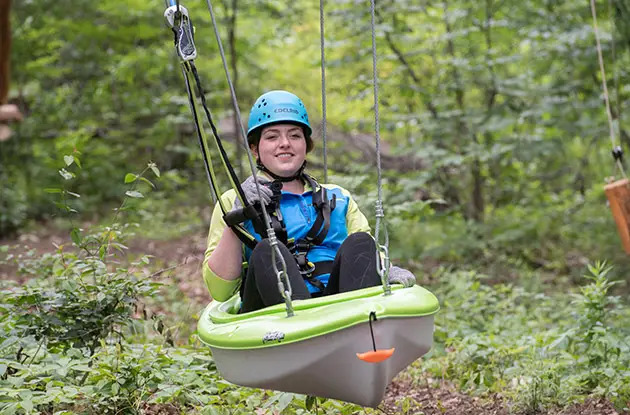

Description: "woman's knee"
251 238 291 260
343 232 375 249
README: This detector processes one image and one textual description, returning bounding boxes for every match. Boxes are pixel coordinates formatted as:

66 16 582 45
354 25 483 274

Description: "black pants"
240 232 381 313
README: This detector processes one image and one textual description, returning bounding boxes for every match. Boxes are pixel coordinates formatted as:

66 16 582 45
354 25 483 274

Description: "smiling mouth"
275 153 294 159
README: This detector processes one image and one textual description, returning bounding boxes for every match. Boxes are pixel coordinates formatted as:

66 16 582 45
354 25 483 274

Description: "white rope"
320 0 329 183
369 0 391 295
590 0 627 178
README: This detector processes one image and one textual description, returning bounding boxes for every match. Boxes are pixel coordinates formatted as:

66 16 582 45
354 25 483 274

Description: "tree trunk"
0 0 11 105
471 154 484 222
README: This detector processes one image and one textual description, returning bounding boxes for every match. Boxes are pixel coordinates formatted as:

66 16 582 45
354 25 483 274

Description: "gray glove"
388 266 416 288
232 175 274 211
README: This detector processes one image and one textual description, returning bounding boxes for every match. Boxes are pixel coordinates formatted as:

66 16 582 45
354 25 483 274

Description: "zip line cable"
590 0 628 179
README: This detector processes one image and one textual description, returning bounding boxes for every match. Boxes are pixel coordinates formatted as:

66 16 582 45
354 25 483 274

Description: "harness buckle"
299 261 316 276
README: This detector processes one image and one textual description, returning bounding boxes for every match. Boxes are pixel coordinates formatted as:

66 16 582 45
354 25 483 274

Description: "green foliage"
4 0 630 413
1 162 162 355
422 265 630 413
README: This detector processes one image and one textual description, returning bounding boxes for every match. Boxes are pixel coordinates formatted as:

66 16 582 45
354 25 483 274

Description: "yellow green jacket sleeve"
330 185 371 235
202 189 242 301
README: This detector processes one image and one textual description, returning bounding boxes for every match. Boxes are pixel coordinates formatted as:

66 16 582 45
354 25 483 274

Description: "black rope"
189 62 249 204
613 146 624 163
368 311 377 352
180 64 256 248
180 66 218 203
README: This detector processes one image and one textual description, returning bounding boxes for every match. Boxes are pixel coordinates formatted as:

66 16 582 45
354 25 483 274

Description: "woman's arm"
207 226 242 280
343 189 371 234
202 190 243 301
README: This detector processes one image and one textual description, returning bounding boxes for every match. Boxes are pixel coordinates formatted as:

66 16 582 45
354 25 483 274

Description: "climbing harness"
590 0 630 253
231 172 337 294
164 0 439 406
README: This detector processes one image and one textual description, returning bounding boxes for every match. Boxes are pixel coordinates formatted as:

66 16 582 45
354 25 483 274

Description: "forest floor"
0 228 621 415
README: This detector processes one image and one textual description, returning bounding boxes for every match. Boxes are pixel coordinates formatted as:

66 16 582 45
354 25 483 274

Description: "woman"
203 90 415 312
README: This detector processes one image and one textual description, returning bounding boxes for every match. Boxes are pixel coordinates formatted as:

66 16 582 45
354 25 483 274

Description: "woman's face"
252 124 307 178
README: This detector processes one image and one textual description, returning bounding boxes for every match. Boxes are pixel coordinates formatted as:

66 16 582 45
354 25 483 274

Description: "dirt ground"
0 229 623 415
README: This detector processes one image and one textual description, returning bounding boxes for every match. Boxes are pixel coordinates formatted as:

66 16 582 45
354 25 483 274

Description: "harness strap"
287 174 336 290
307 191 335 246
301 261 333 292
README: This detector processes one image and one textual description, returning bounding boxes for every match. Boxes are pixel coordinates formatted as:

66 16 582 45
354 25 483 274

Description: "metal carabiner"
164 2 197 61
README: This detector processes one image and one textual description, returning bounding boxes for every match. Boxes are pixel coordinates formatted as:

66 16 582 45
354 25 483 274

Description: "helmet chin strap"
256 159 307 183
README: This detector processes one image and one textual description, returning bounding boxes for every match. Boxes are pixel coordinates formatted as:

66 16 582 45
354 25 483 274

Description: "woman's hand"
388 266 416 287
233 175 274 210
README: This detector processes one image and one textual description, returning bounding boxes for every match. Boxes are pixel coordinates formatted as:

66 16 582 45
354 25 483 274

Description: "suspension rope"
590 0 628 179
204 0 294 316
608 0 623 151
369 0 391 295
320 0 329 183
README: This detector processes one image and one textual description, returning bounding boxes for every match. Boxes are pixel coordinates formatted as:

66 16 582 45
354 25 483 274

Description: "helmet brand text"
274 108 299 114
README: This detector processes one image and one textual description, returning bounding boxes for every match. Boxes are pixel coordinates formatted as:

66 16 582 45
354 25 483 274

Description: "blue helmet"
247 90 313 151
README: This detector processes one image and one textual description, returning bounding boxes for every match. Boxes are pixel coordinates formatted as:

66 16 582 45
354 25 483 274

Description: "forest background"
1 0 630 414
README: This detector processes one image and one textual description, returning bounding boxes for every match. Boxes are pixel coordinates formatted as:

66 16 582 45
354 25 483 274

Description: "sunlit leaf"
125 190 144 198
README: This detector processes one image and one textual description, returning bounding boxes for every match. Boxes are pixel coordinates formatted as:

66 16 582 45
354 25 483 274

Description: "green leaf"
139 176 155 188
149 163 160 177
0 336 19 350
44 188 63 193
63 155 74 166
58 169 74 180
305 395 316 410
124 173 137 184
125 190 144 198
71 228 81 245
73 155 82 168
275 393 294 412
